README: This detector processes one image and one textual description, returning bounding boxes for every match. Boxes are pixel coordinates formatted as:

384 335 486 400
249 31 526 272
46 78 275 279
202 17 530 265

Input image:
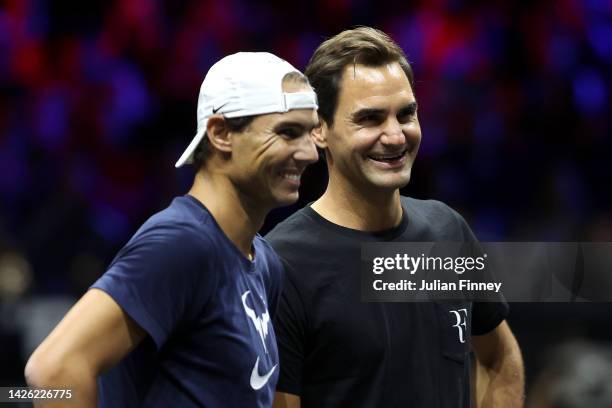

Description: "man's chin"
270 192 300 208
365 172 412 191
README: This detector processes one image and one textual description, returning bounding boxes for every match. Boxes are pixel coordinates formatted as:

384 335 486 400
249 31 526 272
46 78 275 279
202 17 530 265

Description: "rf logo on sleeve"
450 308 468 343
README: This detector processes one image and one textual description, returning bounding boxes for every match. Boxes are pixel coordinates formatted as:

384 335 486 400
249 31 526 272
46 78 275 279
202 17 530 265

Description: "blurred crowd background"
1 0 611 404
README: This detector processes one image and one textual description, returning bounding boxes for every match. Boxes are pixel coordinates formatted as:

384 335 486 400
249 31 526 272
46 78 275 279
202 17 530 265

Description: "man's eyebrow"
273 120 319 131
351 100 419 121
352 108 386 120
401 101 418 111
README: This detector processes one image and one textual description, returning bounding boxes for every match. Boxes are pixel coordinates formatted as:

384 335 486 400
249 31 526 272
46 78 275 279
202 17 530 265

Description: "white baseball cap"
175 52 318 168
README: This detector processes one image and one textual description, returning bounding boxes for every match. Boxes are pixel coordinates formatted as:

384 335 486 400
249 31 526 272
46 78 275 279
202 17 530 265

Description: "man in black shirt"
267 27 524 407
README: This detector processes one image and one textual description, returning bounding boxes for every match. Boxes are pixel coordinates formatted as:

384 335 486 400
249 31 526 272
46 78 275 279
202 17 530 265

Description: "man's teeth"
369 151 405 161
281 172 300 180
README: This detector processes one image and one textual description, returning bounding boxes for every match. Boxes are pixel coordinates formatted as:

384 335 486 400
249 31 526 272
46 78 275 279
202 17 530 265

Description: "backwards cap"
175 52 318 168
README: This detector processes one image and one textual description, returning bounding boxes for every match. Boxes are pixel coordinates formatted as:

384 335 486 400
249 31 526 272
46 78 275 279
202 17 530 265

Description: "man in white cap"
25 52 319 407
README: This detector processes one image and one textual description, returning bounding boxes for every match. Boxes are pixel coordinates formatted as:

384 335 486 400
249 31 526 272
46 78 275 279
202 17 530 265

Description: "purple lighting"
572 68 607 116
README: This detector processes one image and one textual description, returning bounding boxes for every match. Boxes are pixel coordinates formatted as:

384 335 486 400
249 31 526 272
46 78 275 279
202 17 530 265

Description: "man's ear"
206 115 232 153
311 118 328 149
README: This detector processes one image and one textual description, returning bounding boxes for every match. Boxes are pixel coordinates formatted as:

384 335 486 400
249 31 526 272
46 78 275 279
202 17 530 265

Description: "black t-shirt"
265 197 509 408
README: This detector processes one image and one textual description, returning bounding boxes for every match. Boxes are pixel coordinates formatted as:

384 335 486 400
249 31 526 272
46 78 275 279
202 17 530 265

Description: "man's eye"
398 109 416 123
359 115 381 125
279 128 300 138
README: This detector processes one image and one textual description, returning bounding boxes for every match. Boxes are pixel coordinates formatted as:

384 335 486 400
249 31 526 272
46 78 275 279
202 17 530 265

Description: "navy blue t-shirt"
91 195 282 407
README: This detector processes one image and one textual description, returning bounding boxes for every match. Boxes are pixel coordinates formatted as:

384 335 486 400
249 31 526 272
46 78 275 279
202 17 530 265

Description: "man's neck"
188 171 266 258
312 178 403 232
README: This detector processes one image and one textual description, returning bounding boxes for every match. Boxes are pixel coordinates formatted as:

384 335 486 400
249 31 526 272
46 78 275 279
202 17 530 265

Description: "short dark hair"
191 71 310 169
305 26 415 127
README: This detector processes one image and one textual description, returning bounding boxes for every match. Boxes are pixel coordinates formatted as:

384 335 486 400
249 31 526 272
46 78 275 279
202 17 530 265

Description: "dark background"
1 0 611 399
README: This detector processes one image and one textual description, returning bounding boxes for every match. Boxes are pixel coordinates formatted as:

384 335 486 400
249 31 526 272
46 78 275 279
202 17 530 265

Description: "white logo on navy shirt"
449 308 468 343
242 291 272 352
242 290 277 390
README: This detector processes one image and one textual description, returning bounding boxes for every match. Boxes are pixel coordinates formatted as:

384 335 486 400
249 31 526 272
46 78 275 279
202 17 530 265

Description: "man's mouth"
280 170 301 181
367 148 408 163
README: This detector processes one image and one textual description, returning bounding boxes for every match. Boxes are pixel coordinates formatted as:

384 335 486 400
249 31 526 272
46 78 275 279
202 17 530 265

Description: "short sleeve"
448 206 510 334
471 301 509 335
91 223 216 349
273 260 307 396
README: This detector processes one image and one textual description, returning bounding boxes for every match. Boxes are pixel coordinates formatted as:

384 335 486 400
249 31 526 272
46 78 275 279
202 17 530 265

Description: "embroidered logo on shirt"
249 356 277 390
449 308 468 343
242 291 271 352
242 290 277 390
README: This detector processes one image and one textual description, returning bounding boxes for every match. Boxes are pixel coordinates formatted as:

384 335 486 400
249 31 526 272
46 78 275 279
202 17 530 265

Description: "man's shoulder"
145 195 210 230
401 195 455 215
265 206 320 244
264 206 327 265
125 196 218 257
400 196 463 224
399 196 472 241
254 234 283 270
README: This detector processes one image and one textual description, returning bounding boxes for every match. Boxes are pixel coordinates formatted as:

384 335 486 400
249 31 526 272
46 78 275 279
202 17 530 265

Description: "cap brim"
175 128 206 168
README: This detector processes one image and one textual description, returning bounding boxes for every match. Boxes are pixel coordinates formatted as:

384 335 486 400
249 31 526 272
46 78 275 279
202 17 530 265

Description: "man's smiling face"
321 62 421 194
229 81 319 208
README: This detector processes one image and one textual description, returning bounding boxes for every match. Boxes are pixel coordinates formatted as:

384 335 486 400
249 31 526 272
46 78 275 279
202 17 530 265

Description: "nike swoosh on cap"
249 356 277 391
212 102 228 114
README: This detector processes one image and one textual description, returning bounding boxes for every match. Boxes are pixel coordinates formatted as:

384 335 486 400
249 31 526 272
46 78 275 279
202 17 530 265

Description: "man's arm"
273 391 300 408
472 320 524 408
24 289 147 407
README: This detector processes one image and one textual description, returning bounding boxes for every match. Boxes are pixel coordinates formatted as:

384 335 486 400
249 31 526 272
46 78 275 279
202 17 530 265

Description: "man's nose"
380 118 406 146
294 133 319 164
